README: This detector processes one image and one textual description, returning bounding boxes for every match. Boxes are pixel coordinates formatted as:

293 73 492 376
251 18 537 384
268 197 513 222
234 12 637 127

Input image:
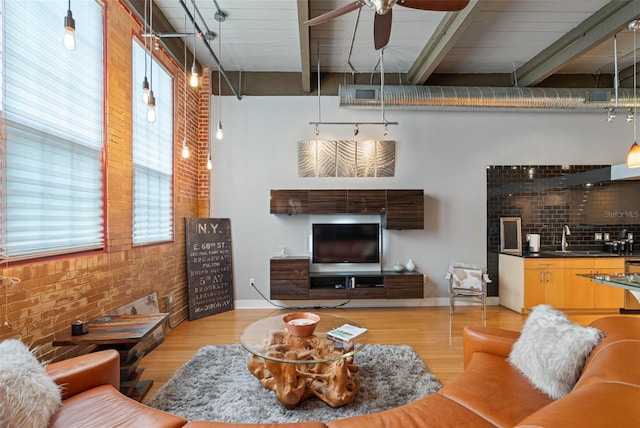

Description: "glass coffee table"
240 312 368 409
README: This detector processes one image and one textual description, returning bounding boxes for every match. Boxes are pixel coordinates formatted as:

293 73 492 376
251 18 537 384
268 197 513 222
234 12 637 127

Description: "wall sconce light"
62 0 76 51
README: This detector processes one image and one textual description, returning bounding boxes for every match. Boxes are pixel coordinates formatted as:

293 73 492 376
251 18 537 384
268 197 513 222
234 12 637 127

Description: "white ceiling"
147 0 640 91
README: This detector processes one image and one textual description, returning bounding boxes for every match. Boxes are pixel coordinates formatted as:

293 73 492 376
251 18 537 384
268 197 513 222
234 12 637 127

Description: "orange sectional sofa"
45 316 640 428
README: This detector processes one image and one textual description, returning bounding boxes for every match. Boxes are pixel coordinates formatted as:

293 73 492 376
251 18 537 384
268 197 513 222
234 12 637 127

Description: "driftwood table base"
247 330 360 409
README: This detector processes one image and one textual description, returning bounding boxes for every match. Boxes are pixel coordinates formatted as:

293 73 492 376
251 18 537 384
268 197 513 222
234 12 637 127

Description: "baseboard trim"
233 297 500 310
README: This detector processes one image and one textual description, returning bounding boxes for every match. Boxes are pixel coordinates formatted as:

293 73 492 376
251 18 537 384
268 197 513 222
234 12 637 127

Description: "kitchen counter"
500 250 640 259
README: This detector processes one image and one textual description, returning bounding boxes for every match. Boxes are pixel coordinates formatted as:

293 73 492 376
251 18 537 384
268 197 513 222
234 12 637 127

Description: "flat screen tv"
312 223 380 264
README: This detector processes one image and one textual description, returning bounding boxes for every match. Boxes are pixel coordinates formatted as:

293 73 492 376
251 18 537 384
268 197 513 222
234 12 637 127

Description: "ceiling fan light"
627 142 640 168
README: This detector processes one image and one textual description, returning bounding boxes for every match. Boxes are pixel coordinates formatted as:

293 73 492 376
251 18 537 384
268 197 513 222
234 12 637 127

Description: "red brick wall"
0 0 210 361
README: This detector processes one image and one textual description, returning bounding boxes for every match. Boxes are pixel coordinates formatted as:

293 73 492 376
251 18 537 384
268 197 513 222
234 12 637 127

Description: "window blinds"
1 0 104 260
131 40 174 245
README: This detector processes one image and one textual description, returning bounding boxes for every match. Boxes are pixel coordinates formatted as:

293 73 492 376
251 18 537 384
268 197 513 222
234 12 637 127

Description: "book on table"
326 324 368 343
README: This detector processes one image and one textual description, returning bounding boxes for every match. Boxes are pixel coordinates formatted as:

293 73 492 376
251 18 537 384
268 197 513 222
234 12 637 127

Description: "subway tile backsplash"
487 165 640 252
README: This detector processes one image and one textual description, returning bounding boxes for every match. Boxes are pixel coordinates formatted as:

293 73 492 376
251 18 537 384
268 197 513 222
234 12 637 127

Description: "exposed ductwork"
339 84 639 112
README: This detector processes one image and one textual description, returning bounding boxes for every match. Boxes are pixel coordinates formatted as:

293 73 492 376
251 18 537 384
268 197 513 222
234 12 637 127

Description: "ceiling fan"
304 0 470 50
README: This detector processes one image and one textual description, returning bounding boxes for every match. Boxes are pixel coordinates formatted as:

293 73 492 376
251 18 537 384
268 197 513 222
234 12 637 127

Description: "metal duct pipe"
339 84 640 112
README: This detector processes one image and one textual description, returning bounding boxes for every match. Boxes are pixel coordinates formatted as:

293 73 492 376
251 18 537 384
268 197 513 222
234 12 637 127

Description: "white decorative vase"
393 262 405 273
406 259 415 272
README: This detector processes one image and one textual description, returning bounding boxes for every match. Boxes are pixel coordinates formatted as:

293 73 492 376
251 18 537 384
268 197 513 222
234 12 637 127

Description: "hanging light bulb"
181 137 190 159
628 19 640 168
146 90 156 123
142 76 150 104
627 108 635 123
314 124 319 136
62 0 76 51
216 121 223 140
383 123 389 136
353 123 359 136
207 151 212 170
190 63 199 87
607 108 616 123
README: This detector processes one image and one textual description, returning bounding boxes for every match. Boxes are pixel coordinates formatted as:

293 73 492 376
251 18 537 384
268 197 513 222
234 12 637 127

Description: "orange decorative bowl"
283 312 321 337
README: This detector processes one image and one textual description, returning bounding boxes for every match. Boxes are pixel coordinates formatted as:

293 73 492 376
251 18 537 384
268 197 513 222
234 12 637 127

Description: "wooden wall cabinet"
384 190 424 230
309 190 348 213
270 257 309 300
270 258 424 300
270 189 424 230
270 190 309 215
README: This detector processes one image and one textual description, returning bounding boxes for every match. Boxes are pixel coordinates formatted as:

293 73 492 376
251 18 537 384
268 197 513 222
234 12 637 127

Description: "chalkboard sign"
185 218 234 320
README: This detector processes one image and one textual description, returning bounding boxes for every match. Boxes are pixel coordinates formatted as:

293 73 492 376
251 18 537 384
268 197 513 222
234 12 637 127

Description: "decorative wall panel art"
297 140 395 178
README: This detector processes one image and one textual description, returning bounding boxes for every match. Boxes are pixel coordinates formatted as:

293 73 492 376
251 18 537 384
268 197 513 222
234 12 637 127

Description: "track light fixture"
62 0 76 51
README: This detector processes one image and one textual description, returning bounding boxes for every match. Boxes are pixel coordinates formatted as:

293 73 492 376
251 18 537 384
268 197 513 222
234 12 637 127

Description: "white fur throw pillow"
508 305 602 400
0 339 62 428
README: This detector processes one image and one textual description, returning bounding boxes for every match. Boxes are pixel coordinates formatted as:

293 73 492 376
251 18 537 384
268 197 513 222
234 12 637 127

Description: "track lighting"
146 90 156 123
354 124 359 136
207 152 212 170
62 0 76 51
607 108 616 123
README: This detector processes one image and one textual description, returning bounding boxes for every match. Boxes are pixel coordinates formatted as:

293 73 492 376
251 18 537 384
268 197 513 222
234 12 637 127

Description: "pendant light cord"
634 26 637 144
218 19 222 125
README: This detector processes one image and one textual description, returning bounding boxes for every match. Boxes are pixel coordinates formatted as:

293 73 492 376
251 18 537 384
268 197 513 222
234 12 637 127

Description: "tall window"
1 0 104 260
132 41 173 245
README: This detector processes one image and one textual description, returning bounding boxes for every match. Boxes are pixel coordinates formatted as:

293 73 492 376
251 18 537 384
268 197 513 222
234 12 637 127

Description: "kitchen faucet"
561 224 571 252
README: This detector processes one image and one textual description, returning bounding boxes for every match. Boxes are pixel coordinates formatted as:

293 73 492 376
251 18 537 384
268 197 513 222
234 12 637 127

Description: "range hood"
611 163 640 180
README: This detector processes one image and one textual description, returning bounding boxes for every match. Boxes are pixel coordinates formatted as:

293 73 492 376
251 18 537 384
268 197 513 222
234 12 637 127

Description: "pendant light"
189 1 199 88
141 0 150 104
216 15 224 140
181 17 190 159
628 20 640 168
146 0 156 123
62 0 76 51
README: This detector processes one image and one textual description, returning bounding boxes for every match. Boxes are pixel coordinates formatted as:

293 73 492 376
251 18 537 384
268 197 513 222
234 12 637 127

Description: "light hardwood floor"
138 305 629 400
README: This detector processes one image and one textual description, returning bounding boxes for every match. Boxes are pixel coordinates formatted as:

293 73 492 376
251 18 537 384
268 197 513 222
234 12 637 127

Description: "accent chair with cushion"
445 262 491 319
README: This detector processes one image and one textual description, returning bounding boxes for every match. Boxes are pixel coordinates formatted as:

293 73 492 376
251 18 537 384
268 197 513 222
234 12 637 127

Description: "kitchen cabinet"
524 259 565 309
499 255 624 313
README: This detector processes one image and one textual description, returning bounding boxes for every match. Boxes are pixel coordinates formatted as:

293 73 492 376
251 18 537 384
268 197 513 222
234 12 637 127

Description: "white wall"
209 95 633 308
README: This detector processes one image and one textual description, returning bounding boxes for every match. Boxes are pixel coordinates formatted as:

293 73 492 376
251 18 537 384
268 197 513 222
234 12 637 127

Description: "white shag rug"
147 344 442 424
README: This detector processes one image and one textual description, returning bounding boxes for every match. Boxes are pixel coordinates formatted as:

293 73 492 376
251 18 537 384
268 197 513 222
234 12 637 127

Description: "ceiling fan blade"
304 1 364 26
398 0 470 12
374 10 393 50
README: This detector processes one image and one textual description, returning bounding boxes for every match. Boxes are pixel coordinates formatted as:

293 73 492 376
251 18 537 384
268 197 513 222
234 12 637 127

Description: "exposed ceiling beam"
297 0 311 94
407 0 481 85
515 0 640 87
